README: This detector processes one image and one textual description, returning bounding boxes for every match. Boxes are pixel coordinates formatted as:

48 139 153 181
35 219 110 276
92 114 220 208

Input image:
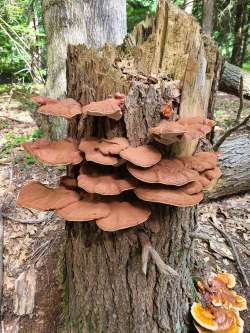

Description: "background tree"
202 0 215 35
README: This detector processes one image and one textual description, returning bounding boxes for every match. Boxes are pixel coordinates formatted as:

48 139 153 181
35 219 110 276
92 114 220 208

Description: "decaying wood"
206 134 250 200
64 1 218 332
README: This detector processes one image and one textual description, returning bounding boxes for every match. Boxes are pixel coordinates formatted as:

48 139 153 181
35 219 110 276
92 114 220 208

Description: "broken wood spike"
138 232 178 277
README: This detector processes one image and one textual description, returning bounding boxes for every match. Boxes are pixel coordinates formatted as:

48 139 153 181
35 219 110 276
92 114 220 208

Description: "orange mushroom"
22 138 83 166
36 98 82 118
149 117 215 145
81 95 125 121
96 201 151 232
179 152 219 173
134 184 204 207
120 145 162 168
98 137 129 155
56 199 111 222
32 96 58 105
78 167 137 195
79 138 120 165
127 158 200 186
192 304 244 333
16 181 80 211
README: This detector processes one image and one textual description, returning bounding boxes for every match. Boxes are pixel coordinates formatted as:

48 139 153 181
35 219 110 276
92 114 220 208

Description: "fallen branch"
0 115 34 125
208 218 249 287
138 232 178 277
213 114 250 151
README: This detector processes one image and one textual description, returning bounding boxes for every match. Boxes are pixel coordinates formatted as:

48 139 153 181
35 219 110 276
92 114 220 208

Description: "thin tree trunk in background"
40 0 127 139
65 1 218 332
231 0 246 66
184 0 193 14
240 12 250 66
202 0 215 35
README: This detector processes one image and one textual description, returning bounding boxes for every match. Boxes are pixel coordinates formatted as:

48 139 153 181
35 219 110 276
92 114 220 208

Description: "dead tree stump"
64 1 218 332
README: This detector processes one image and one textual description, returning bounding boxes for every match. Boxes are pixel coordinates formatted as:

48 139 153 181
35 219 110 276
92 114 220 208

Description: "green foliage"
0 128 43 159
0 0 46 82
127 0 157 32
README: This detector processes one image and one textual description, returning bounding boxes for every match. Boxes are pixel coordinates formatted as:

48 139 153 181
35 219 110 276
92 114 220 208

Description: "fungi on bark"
22 138 83 166
56 199 111 222
149 117 215 145
134 184 204 207
59 176 78 189
120 145 162 168
78 166 137 195
191 273 246 333
81 95 125 120
16 181 80 211
35 97 82 118
96 201 151 232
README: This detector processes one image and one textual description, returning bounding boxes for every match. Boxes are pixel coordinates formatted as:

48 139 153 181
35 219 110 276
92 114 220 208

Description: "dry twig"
213 114 250 151
138 232 178 277
208 218 249 287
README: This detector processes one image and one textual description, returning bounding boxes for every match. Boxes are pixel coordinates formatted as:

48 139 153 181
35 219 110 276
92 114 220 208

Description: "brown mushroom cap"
98 137 129 155
134 184 204 207
78 168 136 195
202 167 222 181
179 152 219 172
37 98 82 118
16 181 80 211
149 117 215 145
56 200 111 221
127 158 200 186
22 138 83 166
96 201 151 232
120 145 162 168
181 181 204 195
82 96 124 121
149 119 186 145
79 138 120 165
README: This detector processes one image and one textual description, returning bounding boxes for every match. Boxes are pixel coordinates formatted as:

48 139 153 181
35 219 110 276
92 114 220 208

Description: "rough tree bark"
40 0 127 139
206 134 250 200
219 62 250 100
64 1 218 332
202 0 215 35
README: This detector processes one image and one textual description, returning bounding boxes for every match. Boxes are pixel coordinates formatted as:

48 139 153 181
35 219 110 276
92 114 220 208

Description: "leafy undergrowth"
0 84 249 332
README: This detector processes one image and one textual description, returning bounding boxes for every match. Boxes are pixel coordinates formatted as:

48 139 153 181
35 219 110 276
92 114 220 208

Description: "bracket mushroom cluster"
17 94 221 232
191 273 247 333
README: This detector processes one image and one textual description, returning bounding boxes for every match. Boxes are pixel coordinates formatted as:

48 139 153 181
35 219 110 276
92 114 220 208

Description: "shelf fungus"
191 273 246 333
149 117 215 145
16 181 80 211
56 200 111 222
127 158 200 186
34 97 83 118
134 183 204 207
22 138 83 166
81 95 125 121
78 166 137 195
120 145 162 168
96 201 151 232
79 137 127 166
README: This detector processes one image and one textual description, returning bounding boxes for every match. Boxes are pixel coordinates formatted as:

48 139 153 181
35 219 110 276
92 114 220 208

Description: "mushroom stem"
138 232 178 277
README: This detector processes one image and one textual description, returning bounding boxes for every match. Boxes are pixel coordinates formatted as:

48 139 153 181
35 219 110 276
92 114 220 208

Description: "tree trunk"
40 0 127 139
231 0 247 66
202 0 215 35
219 62 250 100
206 134 250 200
64 1 218 332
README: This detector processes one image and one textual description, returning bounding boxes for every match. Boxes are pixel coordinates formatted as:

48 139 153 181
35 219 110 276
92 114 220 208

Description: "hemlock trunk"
64 1 218 332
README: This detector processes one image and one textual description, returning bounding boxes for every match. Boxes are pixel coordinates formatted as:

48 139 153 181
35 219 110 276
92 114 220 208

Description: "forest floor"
0 85 249 332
